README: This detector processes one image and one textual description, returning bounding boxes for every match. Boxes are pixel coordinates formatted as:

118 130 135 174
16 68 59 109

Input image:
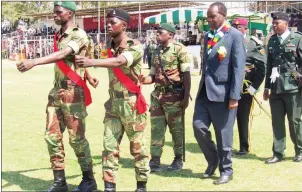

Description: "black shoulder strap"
157 47 174 84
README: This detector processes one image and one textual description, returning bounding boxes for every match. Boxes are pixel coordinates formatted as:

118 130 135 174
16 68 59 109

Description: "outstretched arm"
17 47 73 73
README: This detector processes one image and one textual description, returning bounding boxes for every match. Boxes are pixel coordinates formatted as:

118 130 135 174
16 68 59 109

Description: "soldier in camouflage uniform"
263 12 302 164
147 39 156 69
142 23 192 172
75 8 150 192
17 2 98 192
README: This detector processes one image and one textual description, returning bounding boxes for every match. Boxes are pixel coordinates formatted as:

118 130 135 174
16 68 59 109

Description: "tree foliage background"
1 1 123 30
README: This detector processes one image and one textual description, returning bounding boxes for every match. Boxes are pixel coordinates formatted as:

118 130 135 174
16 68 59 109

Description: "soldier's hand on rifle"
57 89 65 99
87 76 99 88
263 89 270 101
16 60 35 73
75 55 94 68
181 94 190 109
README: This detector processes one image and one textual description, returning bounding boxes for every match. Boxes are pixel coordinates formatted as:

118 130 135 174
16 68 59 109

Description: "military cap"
271 12 289 22
106 8 130 23
232 18 248 27
159 23 176 34
54 1 77 12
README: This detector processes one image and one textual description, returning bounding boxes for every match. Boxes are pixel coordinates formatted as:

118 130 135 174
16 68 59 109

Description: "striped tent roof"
144 8 206 24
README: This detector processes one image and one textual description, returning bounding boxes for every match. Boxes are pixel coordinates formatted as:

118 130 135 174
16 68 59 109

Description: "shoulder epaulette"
295 31 302 36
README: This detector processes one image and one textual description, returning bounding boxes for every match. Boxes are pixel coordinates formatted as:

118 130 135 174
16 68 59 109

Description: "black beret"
271 12 289 22
106 8 130 23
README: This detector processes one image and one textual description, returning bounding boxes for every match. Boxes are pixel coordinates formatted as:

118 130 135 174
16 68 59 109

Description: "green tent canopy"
196 12 272 36
144 8 207 24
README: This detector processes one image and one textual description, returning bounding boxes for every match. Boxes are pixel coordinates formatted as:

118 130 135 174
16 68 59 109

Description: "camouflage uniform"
149 41 191 158
147 42 156 69
45 27 93 171
102 37 150 184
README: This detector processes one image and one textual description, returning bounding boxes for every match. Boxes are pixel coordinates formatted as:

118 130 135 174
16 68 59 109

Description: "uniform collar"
60 26 76 35
111 36 132 49
160 41 173 50
278 30 290 41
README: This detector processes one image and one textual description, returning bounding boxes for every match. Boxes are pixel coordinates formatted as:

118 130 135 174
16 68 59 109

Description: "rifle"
182 106 186 162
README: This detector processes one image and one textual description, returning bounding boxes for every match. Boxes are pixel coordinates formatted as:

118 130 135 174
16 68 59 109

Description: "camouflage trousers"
102 94 150 184
44 84 93 171
150 90 184 157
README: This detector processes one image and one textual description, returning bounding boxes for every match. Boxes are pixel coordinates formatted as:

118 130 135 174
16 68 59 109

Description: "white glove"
246 85 256 95
270 67 280 83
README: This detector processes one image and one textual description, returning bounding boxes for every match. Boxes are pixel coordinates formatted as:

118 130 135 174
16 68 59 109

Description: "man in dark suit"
193 2 246 185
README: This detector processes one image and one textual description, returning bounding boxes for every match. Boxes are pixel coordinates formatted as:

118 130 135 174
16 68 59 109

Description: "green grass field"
2 59 302 191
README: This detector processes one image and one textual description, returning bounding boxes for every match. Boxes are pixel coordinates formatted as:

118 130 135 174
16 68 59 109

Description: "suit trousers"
236 93 253 152
193 87 236 176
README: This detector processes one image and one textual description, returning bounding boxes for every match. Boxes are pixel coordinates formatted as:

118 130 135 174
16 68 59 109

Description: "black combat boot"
73 168 97 192
167 155 183 171
104 182 116 192
149 156 161 172
47 170 68 192
135 181 147 192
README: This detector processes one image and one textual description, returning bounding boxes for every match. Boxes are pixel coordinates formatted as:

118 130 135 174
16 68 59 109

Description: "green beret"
54 1 76 12
106 8 130 23
159 23 176 34
271 12 289 22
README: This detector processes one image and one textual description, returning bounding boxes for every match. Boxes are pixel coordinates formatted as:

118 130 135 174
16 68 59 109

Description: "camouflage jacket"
108 37 143 92
54 27 93 85
149 41 192 87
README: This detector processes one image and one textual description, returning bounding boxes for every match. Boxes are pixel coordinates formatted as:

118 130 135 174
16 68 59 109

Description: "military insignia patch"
57 1 62 5
286 43 295 47
259 49 265 55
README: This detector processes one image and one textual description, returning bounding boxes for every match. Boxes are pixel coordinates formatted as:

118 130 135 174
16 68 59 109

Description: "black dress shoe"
201 165 217 179
265 156 283 164
213 175 233 185
293 155 302 162
235 150 249 156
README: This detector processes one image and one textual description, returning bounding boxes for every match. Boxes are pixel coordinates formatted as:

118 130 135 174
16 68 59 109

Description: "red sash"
107 48 147 114
53 34 92 106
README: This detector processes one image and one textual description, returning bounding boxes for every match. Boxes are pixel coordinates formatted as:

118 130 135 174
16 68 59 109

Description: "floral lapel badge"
217 46 227 62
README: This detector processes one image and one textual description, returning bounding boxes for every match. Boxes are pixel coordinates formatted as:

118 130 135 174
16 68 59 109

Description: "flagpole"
98 1 100 59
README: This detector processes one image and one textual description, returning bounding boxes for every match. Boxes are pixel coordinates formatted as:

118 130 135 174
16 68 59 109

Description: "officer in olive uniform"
142 23 192 172
264 12 302 164
232 18 266 155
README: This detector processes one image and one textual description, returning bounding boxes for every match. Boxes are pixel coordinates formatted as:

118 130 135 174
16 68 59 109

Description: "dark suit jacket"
197 26 246 102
